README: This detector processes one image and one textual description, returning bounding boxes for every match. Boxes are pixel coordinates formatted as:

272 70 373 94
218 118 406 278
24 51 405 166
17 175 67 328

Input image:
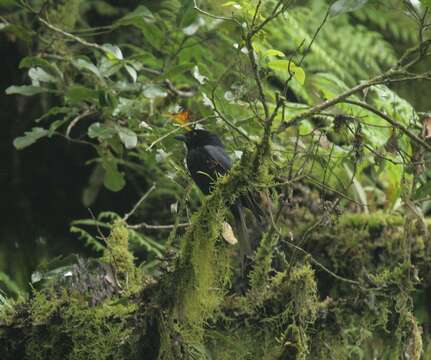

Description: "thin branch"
251 0 262 27
127 222 190 230
193 0 239 23
146 118 210 151
123 184 156 222
244 36 269 120
297 8 330 68
38 17 107 52
303 175 366 208
65 108 95 139
248 0 287 39
344 99 431 152
282 236 361 286
164 80 196 98
276 72 393 132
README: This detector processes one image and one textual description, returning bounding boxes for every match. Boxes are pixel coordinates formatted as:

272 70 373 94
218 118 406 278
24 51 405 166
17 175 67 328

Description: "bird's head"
175 129 224 149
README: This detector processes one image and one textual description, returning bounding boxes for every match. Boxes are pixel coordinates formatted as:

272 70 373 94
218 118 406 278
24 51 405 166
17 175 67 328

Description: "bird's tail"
230 202 251 274
240 191 267 226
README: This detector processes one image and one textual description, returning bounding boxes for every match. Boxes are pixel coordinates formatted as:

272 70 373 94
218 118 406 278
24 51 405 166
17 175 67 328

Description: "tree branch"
344 99 431 152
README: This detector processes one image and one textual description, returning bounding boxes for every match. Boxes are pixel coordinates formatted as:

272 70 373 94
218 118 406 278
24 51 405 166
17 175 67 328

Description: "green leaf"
13 127 48 150
88 122 116 139
329 0 369 17
5 85 46 96
116 5 156 26
102 161 125 192
19 56 53 70
182 17 205 36
116 126 138 149
267 60 305 85
137 23 164 51
1 24 32 42
48 119 68 136
71 58 102 78
142 84 168 99
102 44 123 60
124 64 137 82
222 1 241 8
115 6 163 50
157 63 195 81
192 65 208 84
28 67 57 84
65 85 99 105
35 106 71 123
265 49 285 57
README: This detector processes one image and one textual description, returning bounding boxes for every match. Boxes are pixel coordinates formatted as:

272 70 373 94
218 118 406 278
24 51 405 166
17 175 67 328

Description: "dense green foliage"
1 0 431 358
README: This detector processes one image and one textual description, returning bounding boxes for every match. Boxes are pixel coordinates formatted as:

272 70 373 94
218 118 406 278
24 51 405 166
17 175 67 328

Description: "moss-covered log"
1 211 430 360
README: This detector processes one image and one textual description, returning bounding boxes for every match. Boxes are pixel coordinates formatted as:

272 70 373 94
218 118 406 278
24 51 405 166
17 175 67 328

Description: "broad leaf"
157 63 195 81
267 60 305 85
28 67 57 84
265 49 285 57
13 127 48 149
88 123 116 139
65 85 99 105
143 84 168 99
124 64 137 83
71 58 102 78
102 161 125 192
5 85 46 96
116 5 156 26
102 44 123 61
116 126 138 149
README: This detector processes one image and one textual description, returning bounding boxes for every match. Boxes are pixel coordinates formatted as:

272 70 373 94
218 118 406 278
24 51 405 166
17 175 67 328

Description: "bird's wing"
203 145 232 175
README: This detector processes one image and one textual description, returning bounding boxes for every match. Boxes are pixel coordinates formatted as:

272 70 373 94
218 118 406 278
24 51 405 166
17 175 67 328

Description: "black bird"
175 129 263 268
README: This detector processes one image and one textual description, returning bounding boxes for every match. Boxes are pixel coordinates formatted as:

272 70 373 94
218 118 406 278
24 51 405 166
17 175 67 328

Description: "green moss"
4 188 431 359
174 192 231 326
101 220 138 292
249 231 280 293
30 289 65 325
46 0 82 30
24 289 138 360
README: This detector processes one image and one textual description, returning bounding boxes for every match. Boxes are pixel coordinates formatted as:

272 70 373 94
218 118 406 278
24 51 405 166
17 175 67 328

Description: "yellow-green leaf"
265 49 285 57
267 60 306 85
222 1 241 8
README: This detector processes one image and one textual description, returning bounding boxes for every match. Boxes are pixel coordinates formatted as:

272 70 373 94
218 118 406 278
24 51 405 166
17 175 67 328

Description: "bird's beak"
175 134 187 142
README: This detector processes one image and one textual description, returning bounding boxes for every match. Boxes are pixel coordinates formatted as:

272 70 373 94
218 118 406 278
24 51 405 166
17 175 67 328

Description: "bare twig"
65 108 95 139
164 80 196 97
244 36 269 120
282 236 361 286
123 184 156 222
248 0 287 39
344 99 431 152
127 222 190 230
298 8 330 67
146 118 210 151
276 72 394 132
39 17 107 52
251 0 262 27
193 0 239 23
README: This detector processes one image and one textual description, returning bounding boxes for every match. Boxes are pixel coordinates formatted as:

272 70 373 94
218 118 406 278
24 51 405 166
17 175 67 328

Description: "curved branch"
344 99 431 152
